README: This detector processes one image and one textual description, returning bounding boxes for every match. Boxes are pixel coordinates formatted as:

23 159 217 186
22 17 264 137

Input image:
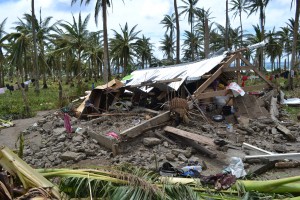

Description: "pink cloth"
64 113 72 134
106 132 120 140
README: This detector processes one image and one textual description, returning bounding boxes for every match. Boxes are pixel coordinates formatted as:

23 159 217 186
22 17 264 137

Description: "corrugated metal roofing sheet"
126 53 227 91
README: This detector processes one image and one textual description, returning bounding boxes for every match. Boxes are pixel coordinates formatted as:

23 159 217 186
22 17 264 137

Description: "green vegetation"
0 80 93 119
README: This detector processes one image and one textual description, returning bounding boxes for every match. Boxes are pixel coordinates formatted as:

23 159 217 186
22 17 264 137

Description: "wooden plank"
222 66 253 72
195 84 269 100
194 54 237 97
239 55 273 87
181 138 217 158
130 78 182 88
120 111 170 139
88 130 115 150
196 90 228 100
164 126 216 147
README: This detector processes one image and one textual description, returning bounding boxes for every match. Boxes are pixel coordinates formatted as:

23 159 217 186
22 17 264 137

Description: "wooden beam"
239 55 273 87
195 84 270 100
222 66 254 72
194 54 237 97
120 111 170 139
164 126 216 147
130 78 182 88
196 90 228 100
236 56 241 85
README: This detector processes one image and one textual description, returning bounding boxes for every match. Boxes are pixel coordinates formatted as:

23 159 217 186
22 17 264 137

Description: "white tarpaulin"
126 53 227 92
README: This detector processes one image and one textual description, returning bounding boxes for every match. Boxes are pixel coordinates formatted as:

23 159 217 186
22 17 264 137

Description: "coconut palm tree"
288 0 300 89
159 34 175 63
245 0 270 70
265 29 282 71
85 31 103 82
182 30 201 61
174 0 180 64
135 35 153 69
110 23 141 76
0 18 7 87
179 0 199 61
160 14 176 42
277 26 292 70
32 0 40 94
71 0 114 83
194 8 212 58
58 13 90 87
246 24 264 67
229 0 248 47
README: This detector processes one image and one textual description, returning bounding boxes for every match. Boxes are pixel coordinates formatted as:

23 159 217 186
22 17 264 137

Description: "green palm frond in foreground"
1 146 300 200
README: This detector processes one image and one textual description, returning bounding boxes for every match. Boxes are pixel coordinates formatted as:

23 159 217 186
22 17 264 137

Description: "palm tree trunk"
174 0 180 64
239 10 243 47
32 0 39 94
204 18 209 58
288 0 300 90
225 0 229 50
102 0 110 83
260 6 265 71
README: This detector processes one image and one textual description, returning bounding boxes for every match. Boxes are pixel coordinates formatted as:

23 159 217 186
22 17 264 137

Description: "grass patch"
0 80 97 120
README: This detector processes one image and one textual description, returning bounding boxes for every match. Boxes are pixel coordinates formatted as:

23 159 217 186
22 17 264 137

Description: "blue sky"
0 0 296 59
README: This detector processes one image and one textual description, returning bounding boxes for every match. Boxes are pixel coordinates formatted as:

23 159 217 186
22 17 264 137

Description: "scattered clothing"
0 88 6 94
63 113 72 136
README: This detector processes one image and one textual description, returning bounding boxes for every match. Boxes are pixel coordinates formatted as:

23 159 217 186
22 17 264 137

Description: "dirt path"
0 110 51 149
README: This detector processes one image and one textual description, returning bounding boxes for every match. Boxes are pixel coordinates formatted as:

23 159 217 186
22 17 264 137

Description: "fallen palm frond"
0 146 63 199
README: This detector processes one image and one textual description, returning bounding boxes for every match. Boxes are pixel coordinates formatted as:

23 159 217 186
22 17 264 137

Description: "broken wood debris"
120 111 170 139
163 126 216 147
276 124 296 141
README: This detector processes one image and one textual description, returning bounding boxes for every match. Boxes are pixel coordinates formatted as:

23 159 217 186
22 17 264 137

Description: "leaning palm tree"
179 0 199 61
110 23 141 76
229 0 248 48
71 0 115 83
0 18 7 87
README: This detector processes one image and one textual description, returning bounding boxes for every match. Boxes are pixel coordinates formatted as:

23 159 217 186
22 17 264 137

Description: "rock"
47 155 56 162
257 117 275 125
271 127 277 135
85 149 96 156
52 142 65 152
53 128 66 136
166 153 176 161
73 135 84 143
273 144 287 153
143 137 161 147
57 134 66 142
178 153 188 162
60 151 86 161
171 149 191 158
163 141 169 148
42 122 53 133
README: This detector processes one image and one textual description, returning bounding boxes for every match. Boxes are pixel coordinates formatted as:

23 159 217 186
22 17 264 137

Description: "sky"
0 0 297 59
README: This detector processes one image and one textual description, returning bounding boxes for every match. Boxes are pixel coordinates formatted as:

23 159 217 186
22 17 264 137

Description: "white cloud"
0 0 297 59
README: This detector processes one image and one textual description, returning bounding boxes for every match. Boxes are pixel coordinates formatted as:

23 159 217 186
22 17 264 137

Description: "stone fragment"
143 137 161 147
60 151 86 161
178 153 188 162
166 153 176 161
